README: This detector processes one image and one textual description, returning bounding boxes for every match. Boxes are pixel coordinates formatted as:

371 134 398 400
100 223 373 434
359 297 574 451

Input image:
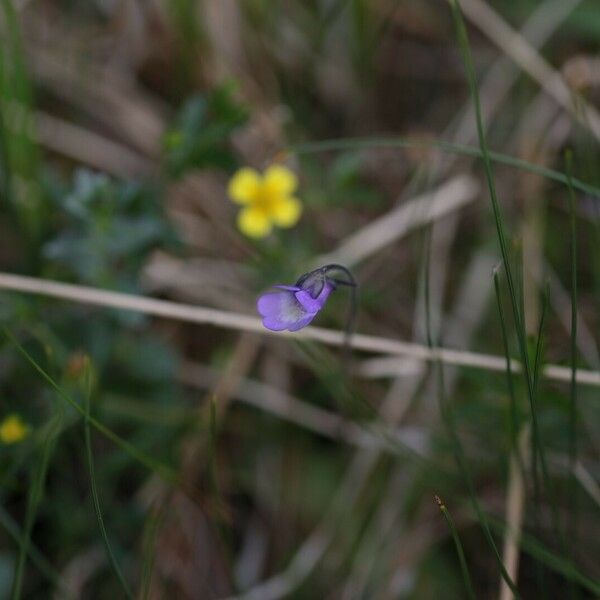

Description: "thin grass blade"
565 151 580 562
288 137 600 199
10 403 63 599
83 362 134 599
435 495 476 600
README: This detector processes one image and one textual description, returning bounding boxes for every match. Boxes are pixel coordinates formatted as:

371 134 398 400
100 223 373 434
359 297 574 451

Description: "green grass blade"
448 0 526 342
493 268 524 475
529 283 546 595
565 150 580 565
447 2 565 557
433 363 521 597
11 404 63 599
83 364 134 599
487 516 600 596
0 503 71 597
531 287 548 394
207 398 223 516
288 137 600 199
0 104 13 214
292 339 456 479
423 224 520 597
0 0 45 253
139 503 165 600
435 495 476 600
1 327 186 495
531 286 565 551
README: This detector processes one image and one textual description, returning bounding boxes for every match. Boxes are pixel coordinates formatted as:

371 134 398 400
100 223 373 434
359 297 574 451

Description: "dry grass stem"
442 0 583 170
499 427 530 600
318 175 479 267
1 272 599 387
34 111 153 177
179 362 427 455
454 0 600 140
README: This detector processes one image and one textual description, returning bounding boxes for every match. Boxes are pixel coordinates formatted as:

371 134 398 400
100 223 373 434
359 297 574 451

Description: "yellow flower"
0 414 30 445
228 165 302 238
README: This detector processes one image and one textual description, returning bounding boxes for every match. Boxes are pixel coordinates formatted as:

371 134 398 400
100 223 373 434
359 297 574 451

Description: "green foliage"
43 170 176 290
0 1 599 597
11 400 64 600
164 85 248 178
0 0 45 255
1 126 184 600
304 151 384 209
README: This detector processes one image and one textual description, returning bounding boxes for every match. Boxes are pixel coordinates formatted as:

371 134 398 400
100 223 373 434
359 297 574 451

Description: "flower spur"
257 264 356 333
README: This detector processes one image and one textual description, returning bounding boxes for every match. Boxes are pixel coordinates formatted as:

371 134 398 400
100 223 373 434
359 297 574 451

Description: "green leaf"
164 85 248 178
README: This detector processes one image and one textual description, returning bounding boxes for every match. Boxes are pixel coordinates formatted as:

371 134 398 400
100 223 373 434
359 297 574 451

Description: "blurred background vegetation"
0 0 599 598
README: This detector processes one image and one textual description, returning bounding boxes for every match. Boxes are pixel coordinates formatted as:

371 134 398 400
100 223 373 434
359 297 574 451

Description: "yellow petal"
0 415 29 444
228 168 261 204
237 207 272 238
272 197 302 228
263 165 297 195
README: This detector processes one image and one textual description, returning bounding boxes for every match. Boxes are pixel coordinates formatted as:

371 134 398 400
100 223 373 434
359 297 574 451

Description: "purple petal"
263 315 293 331
257 292 286 318
257 290 312 331
294 290 323 313
257 280 335 332
295 282 334 312
287 313 317 331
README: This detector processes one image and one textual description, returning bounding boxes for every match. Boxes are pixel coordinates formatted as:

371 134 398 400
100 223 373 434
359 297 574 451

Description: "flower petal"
0 414 29 444
257 291 286 318
262 316 291 331
237 207 272 238
294 290 323 313
228 168 261 204
295 282 333 313
272 197 302 228
288 313 317 331
257 290 313 331
264 165 297 195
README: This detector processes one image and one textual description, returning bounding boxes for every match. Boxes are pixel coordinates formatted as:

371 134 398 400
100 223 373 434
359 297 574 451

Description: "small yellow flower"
0 414 30 445
228 165 302 238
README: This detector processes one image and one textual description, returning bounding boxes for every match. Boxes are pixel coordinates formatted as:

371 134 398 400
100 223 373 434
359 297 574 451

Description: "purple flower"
257 265 357 333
